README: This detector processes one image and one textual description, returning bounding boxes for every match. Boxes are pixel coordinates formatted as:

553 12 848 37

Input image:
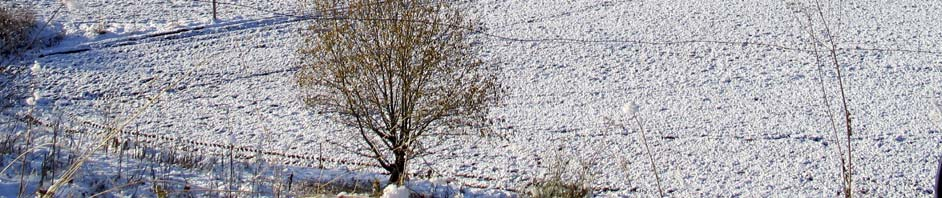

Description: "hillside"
3 0 942 196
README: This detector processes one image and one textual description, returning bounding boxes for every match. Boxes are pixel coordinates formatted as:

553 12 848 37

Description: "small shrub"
298 0 502 185
527 155 594 198
1 4 37 112
0 4 37 56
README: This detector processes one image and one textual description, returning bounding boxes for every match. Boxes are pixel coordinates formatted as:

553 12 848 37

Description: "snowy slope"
7 0 942 196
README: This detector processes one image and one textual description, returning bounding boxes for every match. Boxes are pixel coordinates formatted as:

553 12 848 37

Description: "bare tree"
297 0 502 184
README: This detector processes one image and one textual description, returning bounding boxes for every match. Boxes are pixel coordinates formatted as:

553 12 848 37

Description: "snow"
621 102 639 119
2 0 942 197
931 103 942 127
24 96 36 107
29 61 40 73
380 185 411 198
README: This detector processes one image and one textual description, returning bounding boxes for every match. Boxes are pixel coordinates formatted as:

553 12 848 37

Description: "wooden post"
936 156 941 198
212 0 217 21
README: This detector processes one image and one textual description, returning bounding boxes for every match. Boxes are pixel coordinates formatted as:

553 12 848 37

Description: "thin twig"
798 8 850 194
813 0 854 196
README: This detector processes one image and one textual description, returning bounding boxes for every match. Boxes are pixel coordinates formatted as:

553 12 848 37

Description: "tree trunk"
387 150 409 185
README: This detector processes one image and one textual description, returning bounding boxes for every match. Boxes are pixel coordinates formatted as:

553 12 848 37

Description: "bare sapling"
298 0 502 185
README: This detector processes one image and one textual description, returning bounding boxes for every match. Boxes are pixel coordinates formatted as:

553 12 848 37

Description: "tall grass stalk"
799 0 855 196
624 116 664 197
18 112 32 196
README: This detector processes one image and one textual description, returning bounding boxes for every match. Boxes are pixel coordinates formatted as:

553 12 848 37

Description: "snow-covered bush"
0 3 37 56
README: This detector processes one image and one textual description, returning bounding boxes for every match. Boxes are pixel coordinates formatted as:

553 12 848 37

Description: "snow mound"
381 185 411 198
337 192 371 198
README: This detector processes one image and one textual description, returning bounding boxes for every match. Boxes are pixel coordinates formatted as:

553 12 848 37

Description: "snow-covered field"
4 0 942 196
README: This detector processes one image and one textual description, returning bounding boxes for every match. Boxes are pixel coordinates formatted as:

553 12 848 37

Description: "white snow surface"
5 0 942 196
381 185 411 198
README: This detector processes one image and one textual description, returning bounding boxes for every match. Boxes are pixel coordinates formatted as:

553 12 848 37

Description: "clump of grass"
292 177 384 197
0 3 37 56
527 154 594 198
0 3 35 110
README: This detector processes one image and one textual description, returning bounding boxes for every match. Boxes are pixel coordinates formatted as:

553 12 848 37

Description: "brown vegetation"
0 4 36 56
297 0 502 185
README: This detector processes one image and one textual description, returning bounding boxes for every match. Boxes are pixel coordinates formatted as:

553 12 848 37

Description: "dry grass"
0 3 34 111
39 61 202 197
0 3 48 112
0 3 36 56
293 178 384 197
526 153 594 198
